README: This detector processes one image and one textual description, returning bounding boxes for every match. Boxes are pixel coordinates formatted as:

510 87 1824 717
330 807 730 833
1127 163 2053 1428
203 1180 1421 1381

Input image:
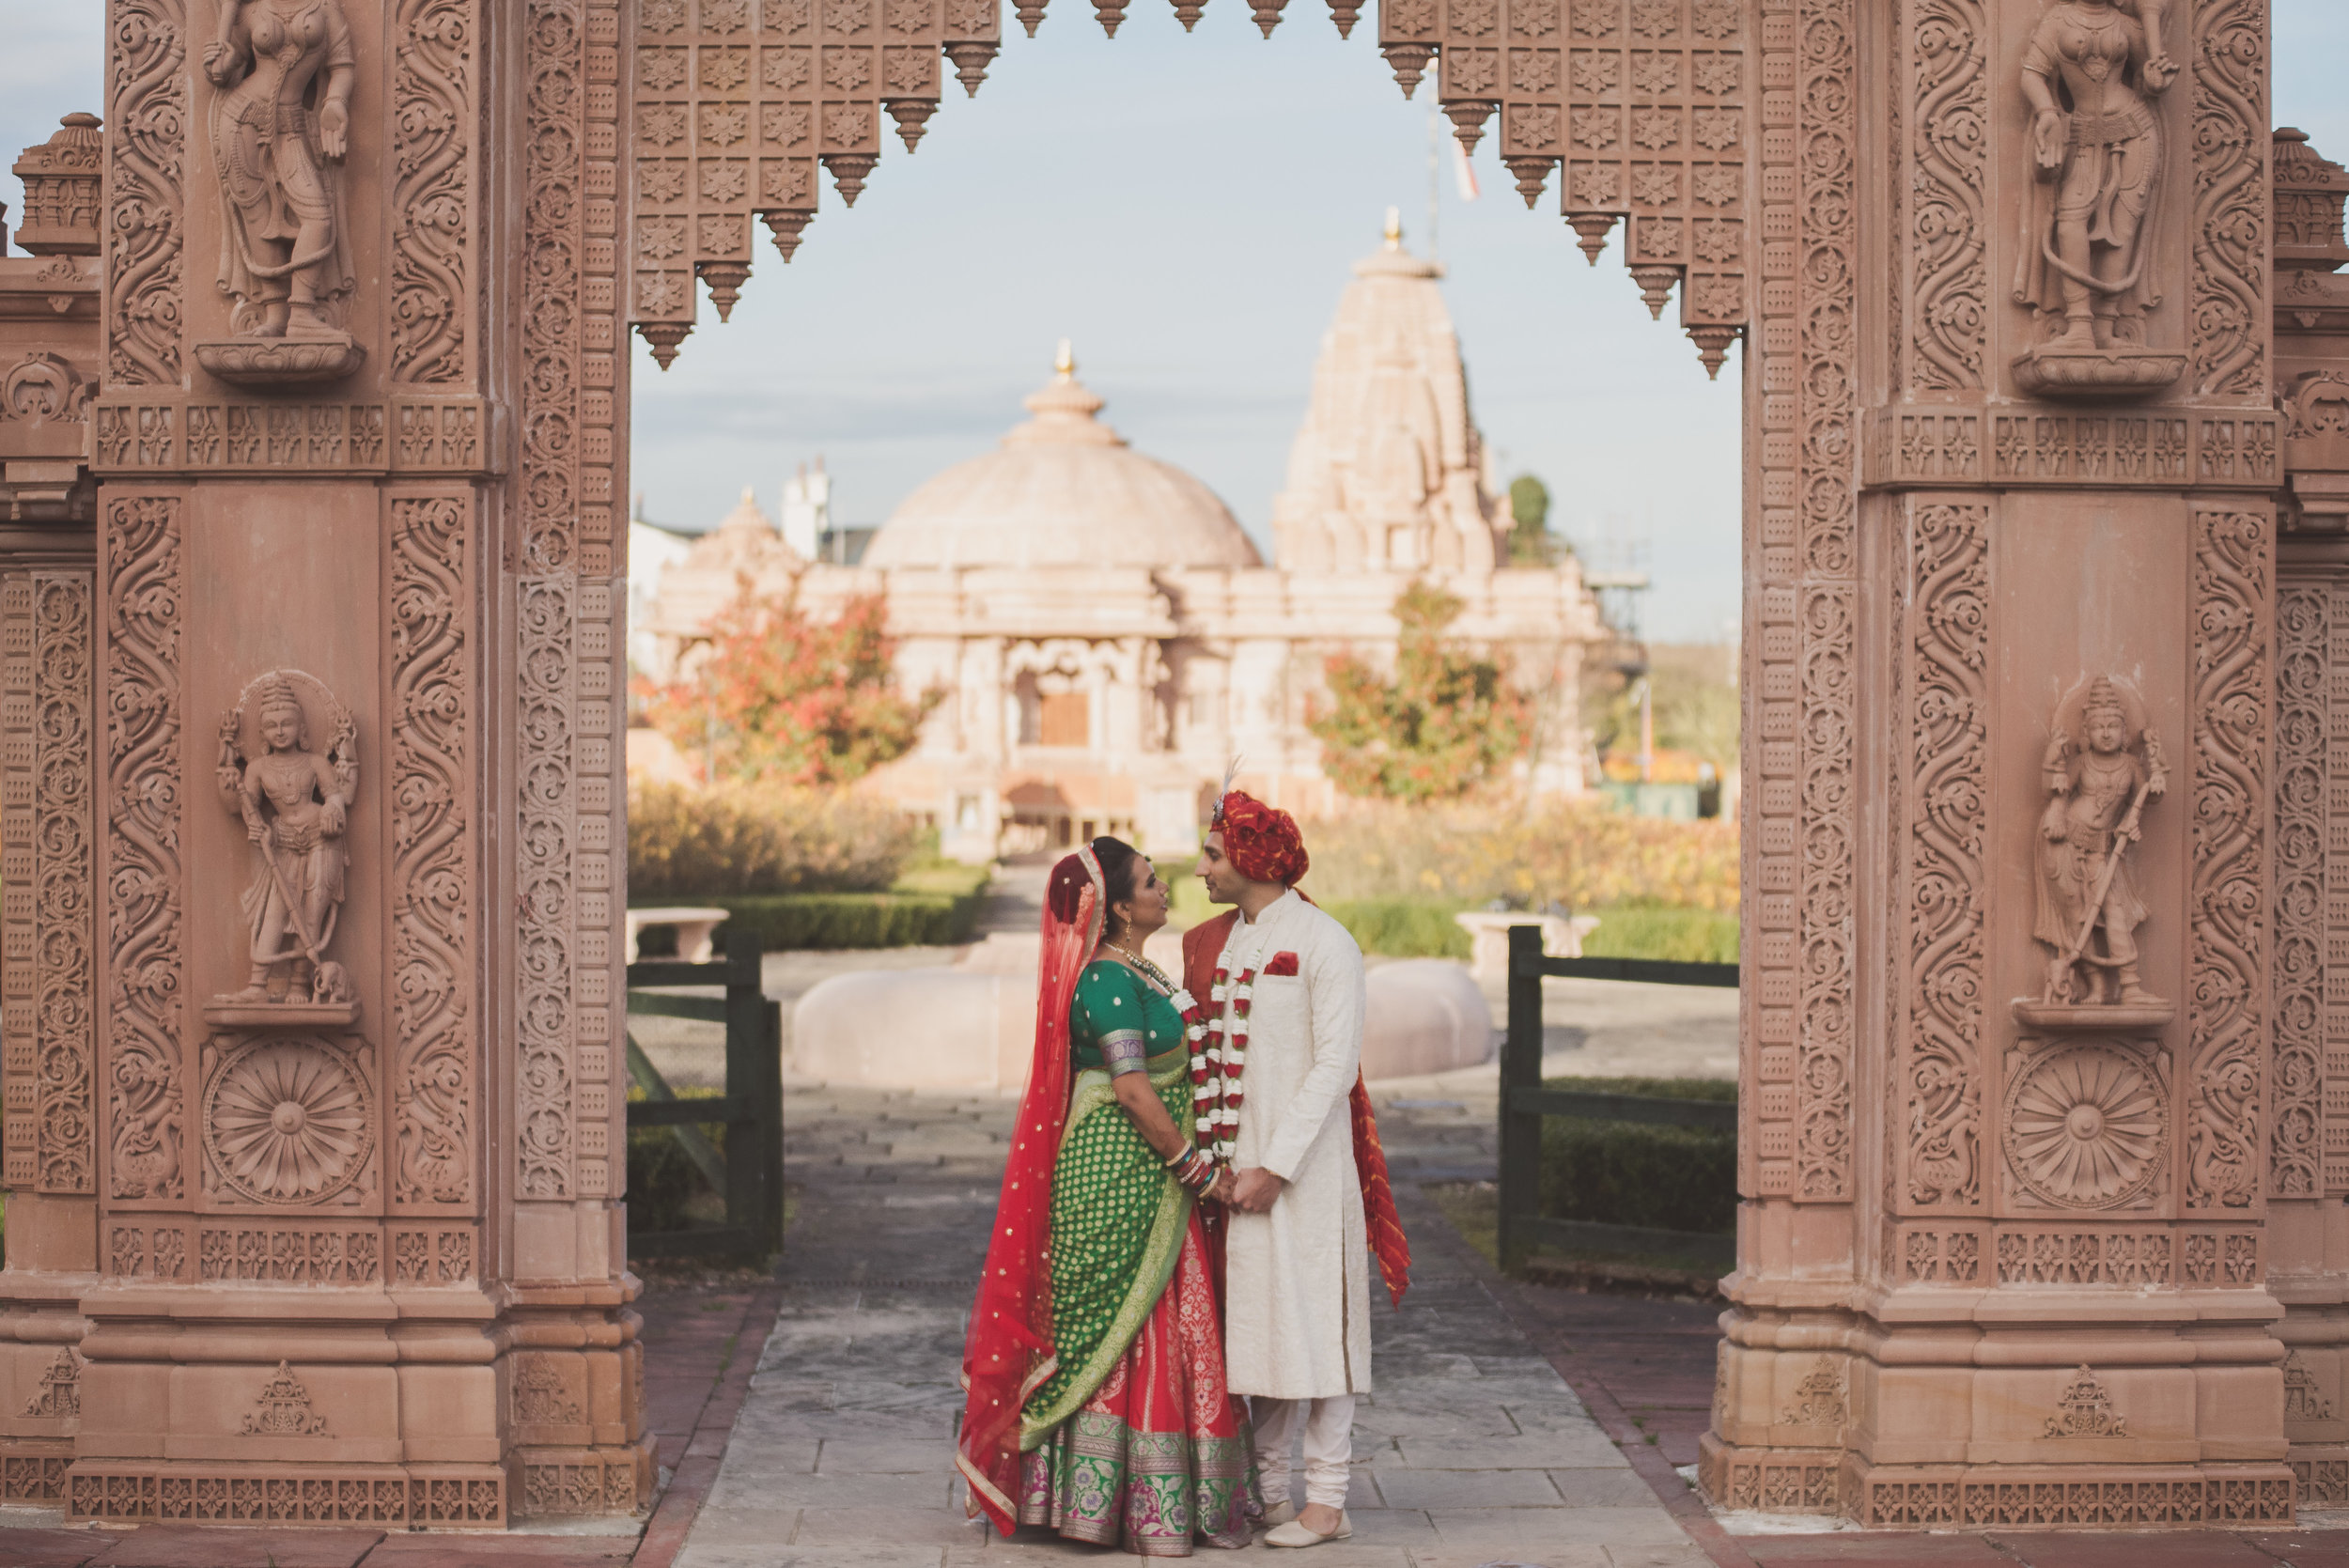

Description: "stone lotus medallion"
201 1036 375 1207
2001 1043 2170 1211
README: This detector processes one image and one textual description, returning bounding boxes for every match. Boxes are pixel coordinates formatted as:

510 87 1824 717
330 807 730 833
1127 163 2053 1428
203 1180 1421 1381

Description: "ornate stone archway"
0 0 2334 1531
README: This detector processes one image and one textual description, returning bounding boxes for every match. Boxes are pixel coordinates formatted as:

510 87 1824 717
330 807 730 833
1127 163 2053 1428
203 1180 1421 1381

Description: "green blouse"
1069 957 1187 1077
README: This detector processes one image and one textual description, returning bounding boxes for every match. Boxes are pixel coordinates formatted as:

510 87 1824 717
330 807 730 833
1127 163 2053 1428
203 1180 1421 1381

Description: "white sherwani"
1218 891 1371 1400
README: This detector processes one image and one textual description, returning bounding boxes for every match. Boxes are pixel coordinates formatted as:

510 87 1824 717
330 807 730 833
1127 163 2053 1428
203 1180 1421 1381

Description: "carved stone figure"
2011 0 2186 396
2028 677 2170 1019
204 0 356 337
194 0 366 386
211 673 357 1017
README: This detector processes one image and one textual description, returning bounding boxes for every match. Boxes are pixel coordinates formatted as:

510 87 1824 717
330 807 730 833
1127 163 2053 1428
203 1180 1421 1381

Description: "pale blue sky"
5 4 2342 641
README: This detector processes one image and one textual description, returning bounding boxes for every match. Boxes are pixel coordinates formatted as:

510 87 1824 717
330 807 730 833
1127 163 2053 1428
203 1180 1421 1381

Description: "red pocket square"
1266 951 1300 977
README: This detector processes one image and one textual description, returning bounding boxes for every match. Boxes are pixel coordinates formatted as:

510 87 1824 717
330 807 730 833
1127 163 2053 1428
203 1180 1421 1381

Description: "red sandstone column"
1703 0 2294 1528
0 0 643 1524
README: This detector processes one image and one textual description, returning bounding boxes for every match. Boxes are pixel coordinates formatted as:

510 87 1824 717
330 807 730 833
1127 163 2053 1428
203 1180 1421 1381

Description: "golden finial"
1384 206 1402 250
1054 337 1075 378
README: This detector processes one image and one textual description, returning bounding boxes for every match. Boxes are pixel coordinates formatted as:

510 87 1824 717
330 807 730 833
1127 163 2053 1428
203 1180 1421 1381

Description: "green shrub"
888 861 994 898
1324 898 1472 958
1580 906 1740 963
630 781 916 897
700 890 988 951
1299 798 1738 911
626 1085 728 1234
1538 1075 1736 1236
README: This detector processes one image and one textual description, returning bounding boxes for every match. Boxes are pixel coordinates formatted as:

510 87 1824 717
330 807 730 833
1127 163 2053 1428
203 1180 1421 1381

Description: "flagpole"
1427 104 1441 263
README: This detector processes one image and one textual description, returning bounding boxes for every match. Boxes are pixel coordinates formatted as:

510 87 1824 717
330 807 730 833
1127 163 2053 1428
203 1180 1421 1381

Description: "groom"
1185 791 1408 1549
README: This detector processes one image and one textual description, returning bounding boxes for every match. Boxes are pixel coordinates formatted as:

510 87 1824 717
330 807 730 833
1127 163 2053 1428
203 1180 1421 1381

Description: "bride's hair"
1091 836 1145 942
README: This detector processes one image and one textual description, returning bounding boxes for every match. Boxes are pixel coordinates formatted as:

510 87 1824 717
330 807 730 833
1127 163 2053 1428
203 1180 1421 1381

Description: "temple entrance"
0 0 2337 1538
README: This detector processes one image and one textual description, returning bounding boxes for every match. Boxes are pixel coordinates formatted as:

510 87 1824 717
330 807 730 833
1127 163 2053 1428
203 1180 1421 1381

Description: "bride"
959 838 1258 1554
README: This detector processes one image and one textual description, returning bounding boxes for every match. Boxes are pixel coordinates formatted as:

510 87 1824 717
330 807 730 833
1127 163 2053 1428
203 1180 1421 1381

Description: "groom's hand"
1227 1167 1284 1213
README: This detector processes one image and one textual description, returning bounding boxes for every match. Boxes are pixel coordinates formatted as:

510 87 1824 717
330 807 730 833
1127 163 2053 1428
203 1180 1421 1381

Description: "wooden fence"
1498 922 1740 1273
624 931 785 1258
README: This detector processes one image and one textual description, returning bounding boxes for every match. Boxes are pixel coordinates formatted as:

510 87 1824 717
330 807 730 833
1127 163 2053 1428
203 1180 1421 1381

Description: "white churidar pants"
1251 1393 1356 1510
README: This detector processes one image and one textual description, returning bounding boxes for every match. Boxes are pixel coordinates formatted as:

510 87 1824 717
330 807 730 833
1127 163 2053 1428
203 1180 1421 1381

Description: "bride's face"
1116 862 1172 941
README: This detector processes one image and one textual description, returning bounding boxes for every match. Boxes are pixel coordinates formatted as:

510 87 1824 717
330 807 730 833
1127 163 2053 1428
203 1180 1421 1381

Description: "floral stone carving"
242 1360 328 1436
208 672 359 1025
192 0 366 386
2009 0 2186 397
23 1348 82 1420
2002 1042 2170 1210
2044 1365 2128 1438
2015 676 2173 1030
202 1035 374 1206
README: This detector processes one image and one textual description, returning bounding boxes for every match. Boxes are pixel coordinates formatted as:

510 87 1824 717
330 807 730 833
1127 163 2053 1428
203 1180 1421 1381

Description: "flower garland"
1187 964 1257 1162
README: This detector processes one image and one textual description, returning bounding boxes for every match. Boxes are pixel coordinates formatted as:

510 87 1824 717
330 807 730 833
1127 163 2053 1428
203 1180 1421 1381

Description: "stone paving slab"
82 1528 385 1566
677 1082 1712 1568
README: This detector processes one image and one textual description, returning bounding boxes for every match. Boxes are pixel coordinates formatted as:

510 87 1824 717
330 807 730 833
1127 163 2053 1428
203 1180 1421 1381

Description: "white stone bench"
1454 909 1601 985
626 906 731 964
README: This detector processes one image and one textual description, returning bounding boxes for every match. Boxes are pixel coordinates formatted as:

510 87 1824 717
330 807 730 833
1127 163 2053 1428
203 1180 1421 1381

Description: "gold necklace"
1104 941 1175 994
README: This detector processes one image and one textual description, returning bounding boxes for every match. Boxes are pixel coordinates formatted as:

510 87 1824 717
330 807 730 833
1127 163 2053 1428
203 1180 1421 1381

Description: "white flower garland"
1186 965 1256 1163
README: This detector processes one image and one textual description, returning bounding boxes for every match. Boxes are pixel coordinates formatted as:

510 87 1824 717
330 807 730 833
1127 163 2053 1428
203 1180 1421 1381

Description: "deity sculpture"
2012 0 2177 367
202 0 357 339
2032 678 2168 1013
214 674 358 1011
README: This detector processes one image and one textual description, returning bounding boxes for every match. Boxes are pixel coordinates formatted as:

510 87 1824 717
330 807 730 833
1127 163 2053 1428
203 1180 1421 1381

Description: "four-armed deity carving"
195 0 365 384
2018 677 2173 1029
2012 0 2187 396
209 672 359 1022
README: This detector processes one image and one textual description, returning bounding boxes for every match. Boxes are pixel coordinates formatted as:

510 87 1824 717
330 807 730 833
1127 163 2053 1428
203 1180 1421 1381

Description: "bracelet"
1164 1146 1223 1194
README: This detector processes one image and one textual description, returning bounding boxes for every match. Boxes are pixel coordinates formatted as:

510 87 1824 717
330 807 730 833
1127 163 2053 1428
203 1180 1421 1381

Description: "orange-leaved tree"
640 582 940 787
1309 578 1532 802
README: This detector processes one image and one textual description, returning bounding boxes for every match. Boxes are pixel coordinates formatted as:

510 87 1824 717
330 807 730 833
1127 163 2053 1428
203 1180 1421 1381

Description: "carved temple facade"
632 238 1610 860
0 0 2338 1534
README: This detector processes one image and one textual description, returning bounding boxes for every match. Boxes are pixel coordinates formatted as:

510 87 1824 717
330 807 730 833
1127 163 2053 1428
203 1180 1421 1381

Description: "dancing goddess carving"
203 0 357 338
2021 677 2172 1027
2011 0 2186 396
211 673 358 1017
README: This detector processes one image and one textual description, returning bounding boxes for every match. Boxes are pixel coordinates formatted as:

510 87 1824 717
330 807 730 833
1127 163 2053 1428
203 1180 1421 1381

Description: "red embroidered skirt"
1017 1213 1259 1555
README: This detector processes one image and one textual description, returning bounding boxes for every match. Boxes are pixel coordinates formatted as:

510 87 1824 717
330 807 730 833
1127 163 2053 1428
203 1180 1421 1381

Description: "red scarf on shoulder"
1183 908 1411 1307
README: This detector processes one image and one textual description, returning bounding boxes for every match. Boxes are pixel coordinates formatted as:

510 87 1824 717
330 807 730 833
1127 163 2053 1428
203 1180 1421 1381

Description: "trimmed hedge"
1323 898 1473 959
1538 1075 1736 1237
631 864 991 953
630 890 986 953
625 1085 727 1234
1579 905 1739 964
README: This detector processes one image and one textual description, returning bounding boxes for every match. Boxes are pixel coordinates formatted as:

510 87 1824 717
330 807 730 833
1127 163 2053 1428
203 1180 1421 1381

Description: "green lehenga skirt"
1014 1050 1257 1555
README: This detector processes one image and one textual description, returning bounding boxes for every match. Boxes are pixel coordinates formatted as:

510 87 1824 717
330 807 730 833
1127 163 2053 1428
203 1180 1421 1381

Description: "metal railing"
624 930 785 1258
1498 922 1740 1273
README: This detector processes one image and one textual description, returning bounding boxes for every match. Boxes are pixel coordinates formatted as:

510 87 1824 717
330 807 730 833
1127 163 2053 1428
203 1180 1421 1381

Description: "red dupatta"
1181 907 1411 1308
957 846 1104 1532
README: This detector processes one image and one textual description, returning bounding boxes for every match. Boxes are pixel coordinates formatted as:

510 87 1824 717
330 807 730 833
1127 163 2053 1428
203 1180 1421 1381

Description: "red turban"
1212 790 1309 886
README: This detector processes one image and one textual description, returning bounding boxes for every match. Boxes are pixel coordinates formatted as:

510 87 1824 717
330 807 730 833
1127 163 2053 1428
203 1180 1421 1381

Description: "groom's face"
1196 831 1237 905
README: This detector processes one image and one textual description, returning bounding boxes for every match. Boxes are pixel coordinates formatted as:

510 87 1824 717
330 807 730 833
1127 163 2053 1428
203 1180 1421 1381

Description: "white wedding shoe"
1264 1509 1350 1547
1258 1498 1298 1529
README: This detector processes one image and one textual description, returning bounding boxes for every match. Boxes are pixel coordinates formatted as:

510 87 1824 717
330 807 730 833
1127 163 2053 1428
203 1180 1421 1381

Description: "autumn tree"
640 582 940 787
1505 473 1568 567
1309 579 1532 802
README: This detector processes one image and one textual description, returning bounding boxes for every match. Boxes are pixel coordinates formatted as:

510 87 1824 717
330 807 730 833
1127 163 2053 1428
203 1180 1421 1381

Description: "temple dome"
861 347 1262 571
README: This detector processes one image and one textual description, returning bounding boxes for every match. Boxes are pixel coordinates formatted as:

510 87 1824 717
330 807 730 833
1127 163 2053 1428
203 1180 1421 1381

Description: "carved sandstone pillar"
1703 0 2295 1528
0 0 644 1524
2265 129 2349 1506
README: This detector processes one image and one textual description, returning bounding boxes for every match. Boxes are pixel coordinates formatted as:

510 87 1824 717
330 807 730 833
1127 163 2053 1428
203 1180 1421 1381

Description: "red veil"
957 846 1103 1532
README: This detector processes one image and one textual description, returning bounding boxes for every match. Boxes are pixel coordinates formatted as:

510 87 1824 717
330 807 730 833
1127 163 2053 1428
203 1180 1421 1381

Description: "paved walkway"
677 1083 1710 1568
